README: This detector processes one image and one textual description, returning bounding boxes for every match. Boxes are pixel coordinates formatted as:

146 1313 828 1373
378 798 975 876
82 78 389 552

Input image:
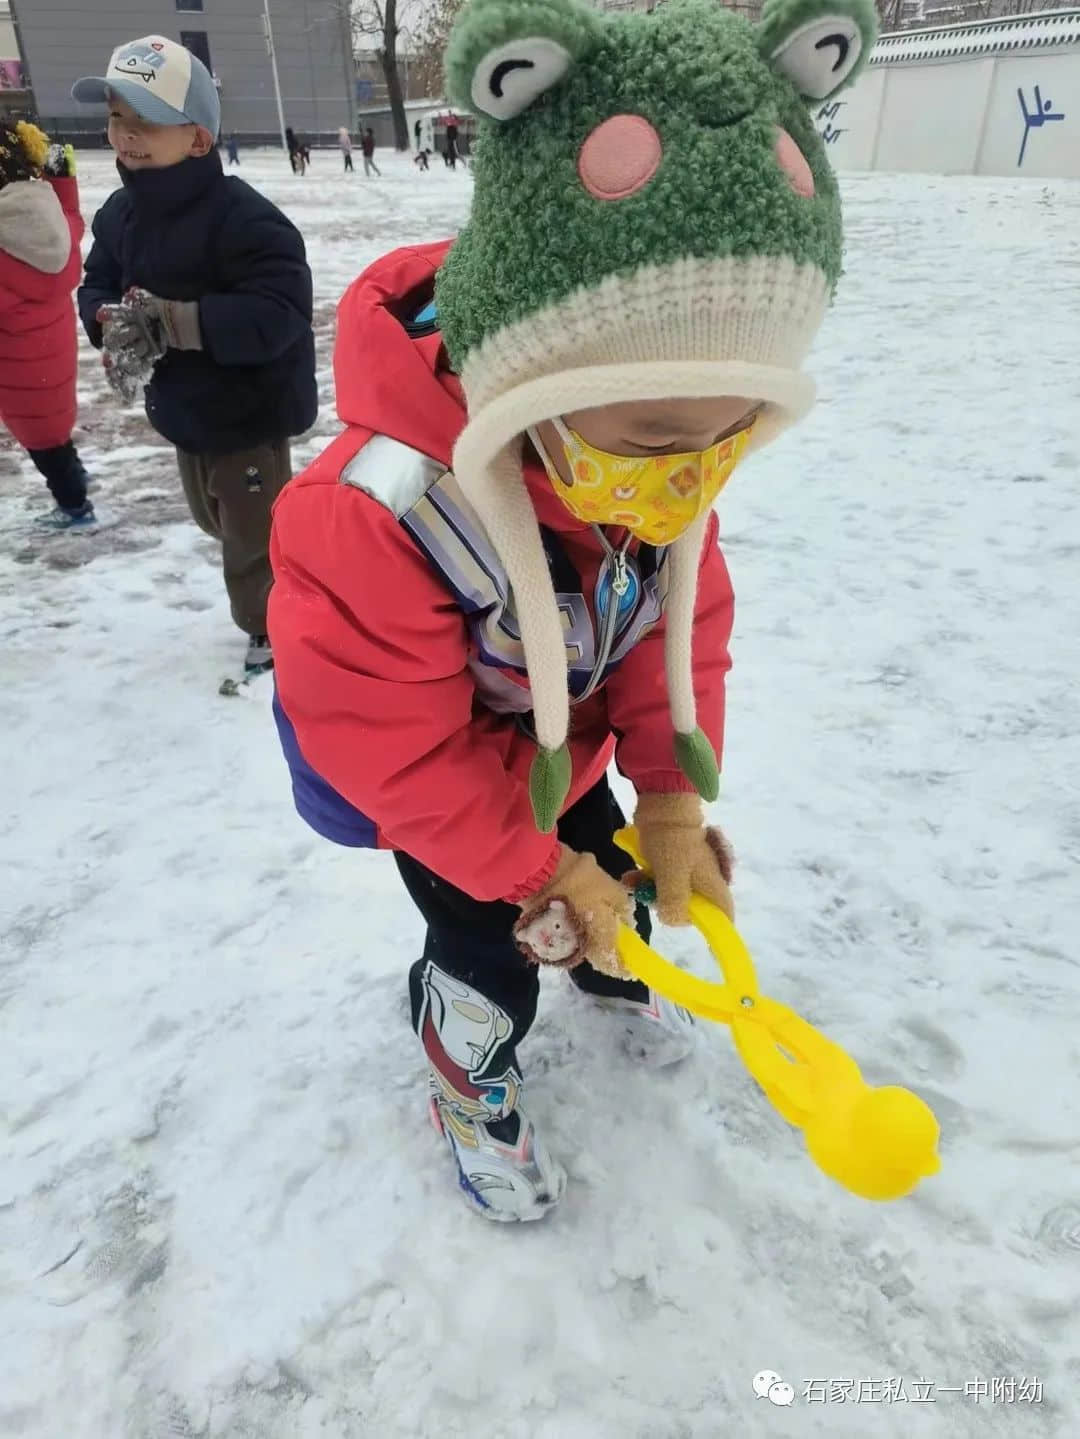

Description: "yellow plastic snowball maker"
614 828 941 1201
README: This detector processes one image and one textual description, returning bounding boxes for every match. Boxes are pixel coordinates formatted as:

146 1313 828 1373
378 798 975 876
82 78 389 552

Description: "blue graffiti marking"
1017 85 1065 167
815 100 846 145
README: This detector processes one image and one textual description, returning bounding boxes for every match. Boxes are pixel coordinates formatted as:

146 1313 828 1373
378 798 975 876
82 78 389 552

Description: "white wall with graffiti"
814 9 1079 178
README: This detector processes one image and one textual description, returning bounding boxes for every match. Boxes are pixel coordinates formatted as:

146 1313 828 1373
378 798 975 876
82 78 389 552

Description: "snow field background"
1 148 1078 1438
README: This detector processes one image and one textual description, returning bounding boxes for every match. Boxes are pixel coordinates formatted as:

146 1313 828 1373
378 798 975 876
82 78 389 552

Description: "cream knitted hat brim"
457 254 829 427
451 255 828 829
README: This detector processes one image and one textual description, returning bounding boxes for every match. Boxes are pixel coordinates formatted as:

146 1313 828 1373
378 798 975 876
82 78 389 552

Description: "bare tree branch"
411 0 466 99
345 0 411 148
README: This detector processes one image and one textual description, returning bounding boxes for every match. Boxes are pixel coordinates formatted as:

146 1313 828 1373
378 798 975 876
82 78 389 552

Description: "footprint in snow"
1036 1203 1080 1257
896 1013 967 1081
37 1177 170 1306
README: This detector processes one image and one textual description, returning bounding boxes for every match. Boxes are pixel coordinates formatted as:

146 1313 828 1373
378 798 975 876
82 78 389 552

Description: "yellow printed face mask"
533 416 755 545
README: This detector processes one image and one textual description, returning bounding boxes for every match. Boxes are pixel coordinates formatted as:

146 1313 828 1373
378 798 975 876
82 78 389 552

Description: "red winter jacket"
0 176 84 452
268 241 735 903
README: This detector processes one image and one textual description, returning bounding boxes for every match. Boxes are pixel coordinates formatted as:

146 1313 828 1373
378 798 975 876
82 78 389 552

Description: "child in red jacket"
269 0 874 1222
0 123 94 529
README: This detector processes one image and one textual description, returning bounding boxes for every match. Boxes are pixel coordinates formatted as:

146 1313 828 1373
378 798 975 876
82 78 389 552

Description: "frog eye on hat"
446 0 599 123
757 0 877 101
471 38 573 121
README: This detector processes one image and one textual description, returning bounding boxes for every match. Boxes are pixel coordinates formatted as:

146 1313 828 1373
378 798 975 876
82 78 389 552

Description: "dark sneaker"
244 633 273 674
35 501 97 531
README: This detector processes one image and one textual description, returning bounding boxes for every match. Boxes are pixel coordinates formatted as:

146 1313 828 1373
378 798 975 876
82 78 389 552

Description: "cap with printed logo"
72 36 220 137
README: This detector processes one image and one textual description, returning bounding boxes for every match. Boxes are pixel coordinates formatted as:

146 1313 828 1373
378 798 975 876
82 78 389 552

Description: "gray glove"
43 143 75 178
97 300 165 404
97 287 202 404
126 287 202 352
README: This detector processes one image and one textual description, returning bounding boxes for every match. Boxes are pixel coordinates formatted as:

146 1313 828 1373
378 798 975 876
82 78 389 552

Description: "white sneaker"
428 1079 566 1223
590 988 697 1068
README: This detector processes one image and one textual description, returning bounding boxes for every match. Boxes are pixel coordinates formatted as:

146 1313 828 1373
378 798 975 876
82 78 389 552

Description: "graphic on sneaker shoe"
427 1077 565 1221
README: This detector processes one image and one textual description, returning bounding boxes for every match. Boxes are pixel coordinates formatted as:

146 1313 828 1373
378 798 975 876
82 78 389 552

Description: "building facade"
8 0 355 141
353 50 434 108
1 0 29 102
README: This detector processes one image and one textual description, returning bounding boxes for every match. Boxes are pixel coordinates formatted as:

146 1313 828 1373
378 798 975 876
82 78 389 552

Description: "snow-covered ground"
2 148 1078 1439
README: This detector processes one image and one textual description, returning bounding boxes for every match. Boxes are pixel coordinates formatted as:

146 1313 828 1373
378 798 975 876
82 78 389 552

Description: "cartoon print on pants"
417 959 521 1125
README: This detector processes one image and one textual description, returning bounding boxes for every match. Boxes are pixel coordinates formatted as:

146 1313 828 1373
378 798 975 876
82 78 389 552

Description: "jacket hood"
333 241 461 465
0 180 69 273
332 239 594 536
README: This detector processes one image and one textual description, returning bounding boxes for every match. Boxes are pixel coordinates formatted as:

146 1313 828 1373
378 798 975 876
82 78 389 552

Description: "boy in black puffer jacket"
74 35 317 674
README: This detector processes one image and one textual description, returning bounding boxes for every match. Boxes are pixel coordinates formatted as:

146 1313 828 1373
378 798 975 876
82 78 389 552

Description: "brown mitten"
631 792 734 927
513 846 633 979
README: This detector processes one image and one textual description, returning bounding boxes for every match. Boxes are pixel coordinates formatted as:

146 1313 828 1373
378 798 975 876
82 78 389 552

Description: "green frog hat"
436 0 877 829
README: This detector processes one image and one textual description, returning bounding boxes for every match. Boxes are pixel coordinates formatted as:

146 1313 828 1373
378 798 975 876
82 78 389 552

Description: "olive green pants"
176 440 291 636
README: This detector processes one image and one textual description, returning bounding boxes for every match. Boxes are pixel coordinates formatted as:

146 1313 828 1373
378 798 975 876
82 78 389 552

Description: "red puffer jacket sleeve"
269 477 562 903
48 176 85 288
603 512 734 794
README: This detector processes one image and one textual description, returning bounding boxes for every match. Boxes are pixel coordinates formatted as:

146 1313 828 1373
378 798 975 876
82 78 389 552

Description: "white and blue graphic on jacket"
400 470 668 713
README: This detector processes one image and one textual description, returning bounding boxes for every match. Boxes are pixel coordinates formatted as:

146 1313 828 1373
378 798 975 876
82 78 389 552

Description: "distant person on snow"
225 134 240 165
285 125 299 173
285 126 306 175
444 115 459 169
413 148 430 171
0 121 95 529
360 128 380 177
268 0 878 1222
72 35 317 678
414 117 422 150
338 125 353 172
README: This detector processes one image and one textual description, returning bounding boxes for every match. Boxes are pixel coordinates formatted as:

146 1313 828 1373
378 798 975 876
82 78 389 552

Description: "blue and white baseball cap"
72 35 220 137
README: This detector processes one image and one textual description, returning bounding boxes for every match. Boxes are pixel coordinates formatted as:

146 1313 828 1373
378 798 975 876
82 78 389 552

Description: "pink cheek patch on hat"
578 114 663 201
775 128 815 198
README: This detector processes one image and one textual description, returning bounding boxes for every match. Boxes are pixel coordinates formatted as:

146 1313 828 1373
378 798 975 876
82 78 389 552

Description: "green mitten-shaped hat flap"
674 728 721 804
529 742 573 833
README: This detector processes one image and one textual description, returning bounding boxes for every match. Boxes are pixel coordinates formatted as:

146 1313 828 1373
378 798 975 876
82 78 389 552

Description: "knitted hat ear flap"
664 514 721 802
451 438 574 832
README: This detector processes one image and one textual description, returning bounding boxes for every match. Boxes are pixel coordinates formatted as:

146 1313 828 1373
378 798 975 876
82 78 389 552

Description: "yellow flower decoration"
14 121 51 175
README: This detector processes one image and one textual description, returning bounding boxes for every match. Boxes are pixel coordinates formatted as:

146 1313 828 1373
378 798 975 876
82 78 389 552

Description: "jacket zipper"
576 529 631 704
